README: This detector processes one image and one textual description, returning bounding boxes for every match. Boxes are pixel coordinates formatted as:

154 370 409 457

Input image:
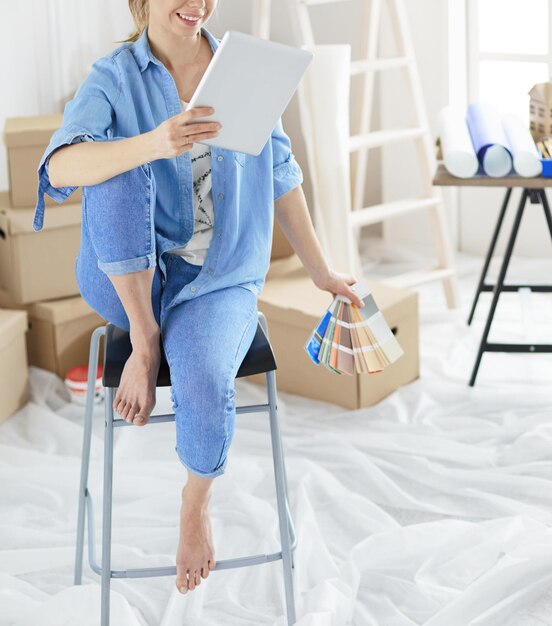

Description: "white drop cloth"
2 236 552 625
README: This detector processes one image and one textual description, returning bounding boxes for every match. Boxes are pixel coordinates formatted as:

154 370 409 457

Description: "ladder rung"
349 127 426 151
349 197 440 228
382 267 456 289
350 57 410 75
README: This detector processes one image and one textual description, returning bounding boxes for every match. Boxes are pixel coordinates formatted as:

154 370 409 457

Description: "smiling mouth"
176 12 203 25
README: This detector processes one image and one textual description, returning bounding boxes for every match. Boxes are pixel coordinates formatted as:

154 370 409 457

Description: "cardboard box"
0 288 106 380
0 309 29 423
3 114 83 208
271 220 294 260
0 192 81 304
249 254 419 409
529 82 552 142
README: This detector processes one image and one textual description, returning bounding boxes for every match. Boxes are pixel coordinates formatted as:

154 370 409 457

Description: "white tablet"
185 30 314 156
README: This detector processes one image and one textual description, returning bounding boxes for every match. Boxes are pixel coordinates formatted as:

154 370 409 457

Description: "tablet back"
186 30 313 156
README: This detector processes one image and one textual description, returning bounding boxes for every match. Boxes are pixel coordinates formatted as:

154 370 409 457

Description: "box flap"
0 192 81 234
4 114 63 148
29 296 97 325
261 254 417 326
0 309 28 350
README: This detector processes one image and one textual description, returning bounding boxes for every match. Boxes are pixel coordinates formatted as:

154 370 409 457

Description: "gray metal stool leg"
257 313 295 571
75 326 106 585
266 369 296 625
101 386 115 626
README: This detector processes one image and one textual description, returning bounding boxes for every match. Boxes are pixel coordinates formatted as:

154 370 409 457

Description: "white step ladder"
287 0 460 308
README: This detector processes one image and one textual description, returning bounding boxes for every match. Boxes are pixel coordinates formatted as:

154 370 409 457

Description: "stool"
73 311 298 625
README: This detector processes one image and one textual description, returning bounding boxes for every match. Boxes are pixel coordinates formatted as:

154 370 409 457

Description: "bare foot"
112 326 161 426
176 488 216 593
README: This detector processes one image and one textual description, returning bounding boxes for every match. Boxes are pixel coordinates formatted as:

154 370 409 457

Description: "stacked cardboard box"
4 115 82 208
0 287 105 380
0 309 29 423
250 253 419 410
1 115 106 420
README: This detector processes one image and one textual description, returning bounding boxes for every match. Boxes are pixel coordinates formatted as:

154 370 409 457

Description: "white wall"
4 0 541 258
0 0 134 192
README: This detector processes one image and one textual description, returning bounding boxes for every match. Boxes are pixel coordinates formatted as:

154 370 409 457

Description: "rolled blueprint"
437 106 479 178
466 102 513 177
502 114 542 177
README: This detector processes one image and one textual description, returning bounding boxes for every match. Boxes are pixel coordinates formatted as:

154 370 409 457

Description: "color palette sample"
304 280 404 375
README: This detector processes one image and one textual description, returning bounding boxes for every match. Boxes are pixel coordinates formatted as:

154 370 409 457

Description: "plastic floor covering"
2 236 552 626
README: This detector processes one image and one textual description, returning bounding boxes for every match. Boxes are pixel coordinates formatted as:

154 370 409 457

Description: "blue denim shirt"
33 25 303 306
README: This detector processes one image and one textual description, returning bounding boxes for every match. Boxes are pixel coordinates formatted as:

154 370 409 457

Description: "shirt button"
190 286 197 293
217 232 222 238
218 193 224 200
217 155 223 161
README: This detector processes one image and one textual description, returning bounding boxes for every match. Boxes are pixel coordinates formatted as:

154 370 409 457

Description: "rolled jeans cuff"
97 251 157 275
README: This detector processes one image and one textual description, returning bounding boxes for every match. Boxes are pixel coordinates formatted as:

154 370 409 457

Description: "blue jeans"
76 165 259 479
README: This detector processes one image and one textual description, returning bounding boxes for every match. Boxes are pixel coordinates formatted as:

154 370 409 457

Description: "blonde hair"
117 0 149 44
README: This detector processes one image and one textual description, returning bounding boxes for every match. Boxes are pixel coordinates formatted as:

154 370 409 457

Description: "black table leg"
467 188 512 326
469 188 528 386
539 189 552 240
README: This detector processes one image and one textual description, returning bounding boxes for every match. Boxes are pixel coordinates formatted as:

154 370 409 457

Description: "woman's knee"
83 161 157 275
175 434 230 479
172 371 235 478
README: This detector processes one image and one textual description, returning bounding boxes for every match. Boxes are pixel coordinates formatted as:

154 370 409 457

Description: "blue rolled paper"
466 102 513 177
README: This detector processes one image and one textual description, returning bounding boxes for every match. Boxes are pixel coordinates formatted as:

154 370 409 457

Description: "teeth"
177 13 200 20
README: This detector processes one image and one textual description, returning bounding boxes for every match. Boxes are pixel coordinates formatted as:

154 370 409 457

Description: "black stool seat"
102 321 277 388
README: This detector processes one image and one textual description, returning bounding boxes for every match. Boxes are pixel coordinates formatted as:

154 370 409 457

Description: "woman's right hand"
148 106 222 159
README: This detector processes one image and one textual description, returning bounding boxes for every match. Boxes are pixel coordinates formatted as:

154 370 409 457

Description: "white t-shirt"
167 99 214 266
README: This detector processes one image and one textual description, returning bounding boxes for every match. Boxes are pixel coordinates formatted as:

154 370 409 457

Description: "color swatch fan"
304 280 404 375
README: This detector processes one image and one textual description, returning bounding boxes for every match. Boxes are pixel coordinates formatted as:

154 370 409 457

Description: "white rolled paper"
466 102 513 177
502 114 542 178
437 106 479 178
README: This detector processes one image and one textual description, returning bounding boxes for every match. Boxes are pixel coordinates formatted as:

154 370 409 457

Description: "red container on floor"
65 364 104 405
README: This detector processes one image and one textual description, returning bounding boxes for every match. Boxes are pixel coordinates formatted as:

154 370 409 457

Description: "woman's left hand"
311 268 365 308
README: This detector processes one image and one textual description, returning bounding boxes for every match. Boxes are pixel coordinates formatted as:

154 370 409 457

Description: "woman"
33 0 364 596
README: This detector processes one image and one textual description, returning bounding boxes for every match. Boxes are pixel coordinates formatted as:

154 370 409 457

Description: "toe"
132 412 148 426
187 571 196 591
113 397 125 415
121 401 133 420
176 564 188 593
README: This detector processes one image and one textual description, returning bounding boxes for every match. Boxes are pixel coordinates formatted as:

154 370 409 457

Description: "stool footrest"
91 550 292 579
85 486 297 580
112 403 271 428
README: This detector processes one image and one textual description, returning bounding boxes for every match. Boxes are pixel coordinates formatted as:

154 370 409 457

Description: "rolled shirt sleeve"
33 58 120 231
271 116 304 202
